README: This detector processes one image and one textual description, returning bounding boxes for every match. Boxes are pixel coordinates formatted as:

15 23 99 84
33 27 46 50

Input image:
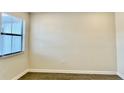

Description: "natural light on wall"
0 13 24 57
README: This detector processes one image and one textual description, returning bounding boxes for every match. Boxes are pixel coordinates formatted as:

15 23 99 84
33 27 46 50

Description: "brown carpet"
19 72 122 80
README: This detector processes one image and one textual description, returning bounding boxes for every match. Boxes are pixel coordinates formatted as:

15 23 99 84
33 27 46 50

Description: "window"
0 13 24 57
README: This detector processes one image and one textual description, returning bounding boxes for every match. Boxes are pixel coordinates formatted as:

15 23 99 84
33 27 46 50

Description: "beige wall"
115 13 124 79
0 12 29 80
30 13 116 71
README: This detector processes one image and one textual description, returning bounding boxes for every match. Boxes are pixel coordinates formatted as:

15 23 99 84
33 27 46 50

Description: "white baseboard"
117 73 124 80
29 69 116 75
12 69 29 80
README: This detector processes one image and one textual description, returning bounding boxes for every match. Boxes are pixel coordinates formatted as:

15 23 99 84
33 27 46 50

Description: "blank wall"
30 13 116 72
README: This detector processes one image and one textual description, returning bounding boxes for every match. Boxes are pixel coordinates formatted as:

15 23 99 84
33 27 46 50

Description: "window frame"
0 13 24 58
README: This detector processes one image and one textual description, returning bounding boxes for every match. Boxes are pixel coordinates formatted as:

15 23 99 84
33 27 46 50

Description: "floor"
19 72 122 80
